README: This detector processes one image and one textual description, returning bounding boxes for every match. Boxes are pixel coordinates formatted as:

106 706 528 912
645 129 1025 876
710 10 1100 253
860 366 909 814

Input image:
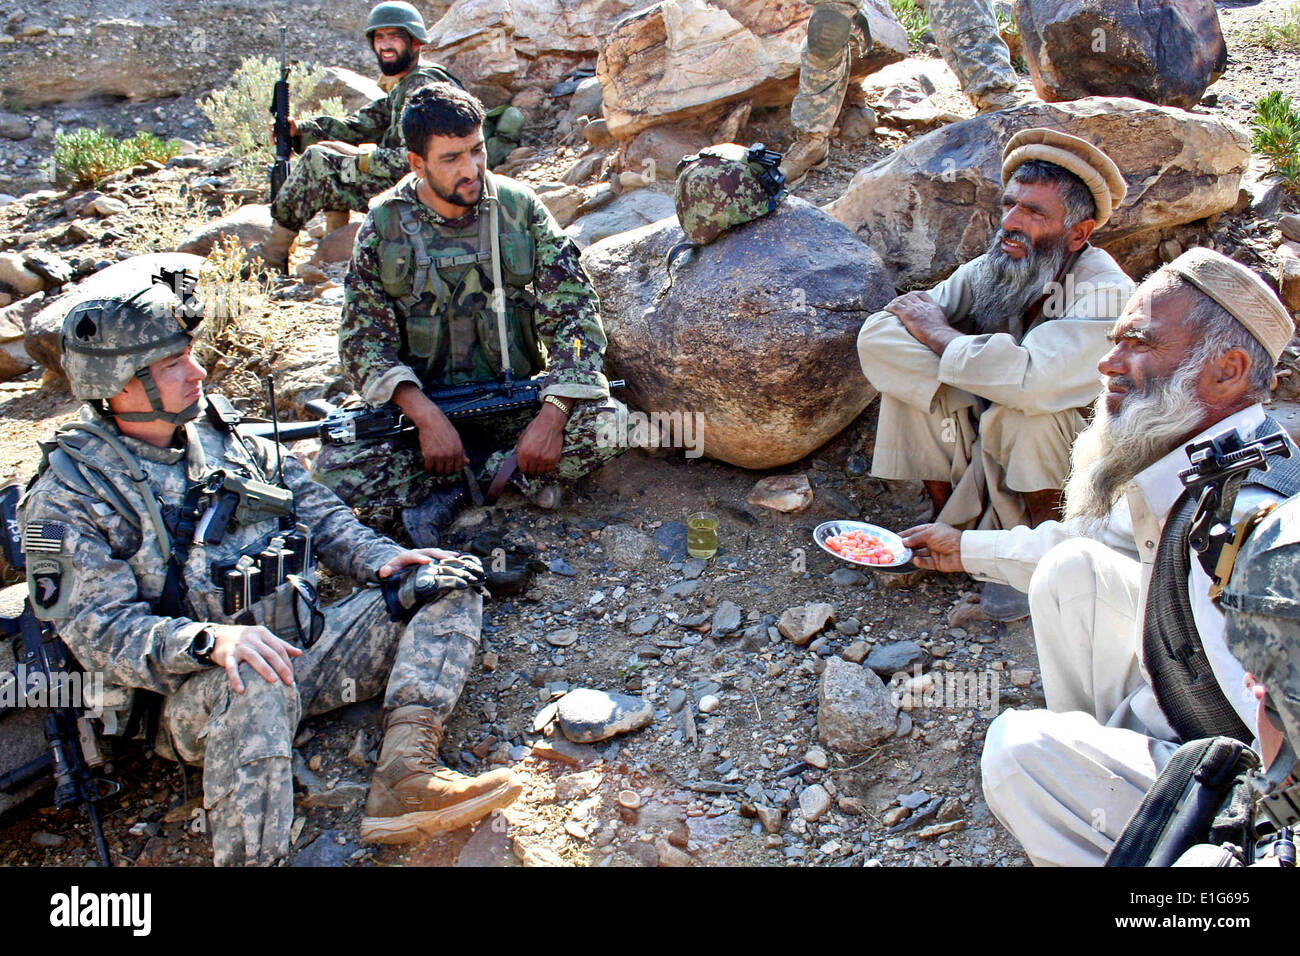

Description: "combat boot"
401 484 470 549
360 705 521 844
249 223 298 274
779 134 829 186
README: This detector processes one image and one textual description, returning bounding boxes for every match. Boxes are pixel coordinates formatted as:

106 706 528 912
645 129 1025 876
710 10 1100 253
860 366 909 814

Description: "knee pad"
807 5 854 60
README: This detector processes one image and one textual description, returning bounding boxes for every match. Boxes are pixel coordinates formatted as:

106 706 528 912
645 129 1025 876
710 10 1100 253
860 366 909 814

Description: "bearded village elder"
857 129 1132 618
253 1 462 272
19 276 522 865
901 249 1299 865
312 83 628 546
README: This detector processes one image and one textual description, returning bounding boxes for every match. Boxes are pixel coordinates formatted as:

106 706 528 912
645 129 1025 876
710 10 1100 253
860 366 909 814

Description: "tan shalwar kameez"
857 244 1134 529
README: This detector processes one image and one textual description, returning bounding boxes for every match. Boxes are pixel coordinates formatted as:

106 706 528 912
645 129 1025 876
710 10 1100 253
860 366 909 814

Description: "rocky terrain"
0 0 1298 868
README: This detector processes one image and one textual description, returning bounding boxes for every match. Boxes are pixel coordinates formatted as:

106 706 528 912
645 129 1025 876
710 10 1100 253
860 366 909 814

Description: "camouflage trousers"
270 143 401 233
791 0 1017 136
157 585 482 866
311 396 631 509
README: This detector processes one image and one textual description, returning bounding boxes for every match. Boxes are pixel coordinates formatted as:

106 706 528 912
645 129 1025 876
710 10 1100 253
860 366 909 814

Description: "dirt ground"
1 2 1298 868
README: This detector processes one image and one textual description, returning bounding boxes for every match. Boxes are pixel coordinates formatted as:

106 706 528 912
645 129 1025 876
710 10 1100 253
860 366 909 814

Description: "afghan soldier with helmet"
18 272 522 865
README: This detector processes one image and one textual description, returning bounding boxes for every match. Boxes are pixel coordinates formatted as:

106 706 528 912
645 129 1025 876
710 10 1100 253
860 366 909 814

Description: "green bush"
200 55 348 168
1251 91 1300 194
54 129 182 187
889 0 930 51
1247 2 1300 52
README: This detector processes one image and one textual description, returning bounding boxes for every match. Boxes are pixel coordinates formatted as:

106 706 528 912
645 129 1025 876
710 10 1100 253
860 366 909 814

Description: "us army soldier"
19 275 520 864
312 82 630 546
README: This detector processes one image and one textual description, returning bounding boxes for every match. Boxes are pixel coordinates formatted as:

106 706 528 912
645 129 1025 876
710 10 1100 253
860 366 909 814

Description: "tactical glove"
381 554 486 622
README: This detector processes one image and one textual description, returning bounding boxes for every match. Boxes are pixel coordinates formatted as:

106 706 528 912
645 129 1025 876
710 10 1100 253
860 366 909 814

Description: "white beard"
1063 361 1208 532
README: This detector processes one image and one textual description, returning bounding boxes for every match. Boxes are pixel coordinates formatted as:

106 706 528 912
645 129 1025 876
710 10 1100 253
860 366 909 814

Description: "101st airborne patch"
23 520 74 620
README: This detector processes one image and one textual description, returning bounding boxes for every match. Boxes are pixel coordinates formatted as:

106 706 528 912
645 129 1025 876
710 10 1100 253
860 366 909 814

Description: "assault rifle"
269 26 292 202
241 376 625 448
0 484 118 866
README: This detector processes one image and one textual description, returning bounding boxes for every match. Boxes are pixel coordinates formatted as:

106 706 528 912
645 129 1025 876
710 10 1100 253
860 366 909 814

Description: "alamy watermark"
1 665 105 718
888 663 1001 718
595 409 706 459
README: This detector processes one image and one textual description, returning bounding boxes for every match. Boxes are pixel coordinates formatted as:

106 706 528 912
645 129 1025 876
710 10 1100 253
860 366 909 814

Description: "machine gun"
242 376 625 448
1179 429 1293 600
0 483 118 866
269 26 292 202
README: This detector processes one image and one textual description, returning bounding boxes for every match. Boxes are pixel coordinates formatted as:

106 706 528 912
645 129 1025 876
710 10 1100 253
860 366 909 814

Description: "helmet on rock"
674 143 787 247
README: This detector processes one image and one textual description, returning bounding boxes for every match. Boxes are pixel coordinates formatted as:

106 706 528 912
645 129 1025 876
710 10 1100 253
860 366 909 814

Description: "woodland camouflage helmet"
365 1 429 43
60 271 204 424
674 143 787 246
1222 492 1300 823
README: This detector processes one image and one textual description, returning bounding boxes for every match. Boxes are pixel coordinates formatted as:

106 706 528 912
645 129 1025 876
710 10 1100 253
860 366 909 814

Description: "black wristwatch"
189 626 217 666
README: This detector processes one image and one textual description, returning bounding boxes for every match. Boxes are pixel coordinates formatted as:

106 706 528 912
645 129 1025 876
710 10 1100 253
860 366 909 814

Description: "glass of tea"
687 511 719 559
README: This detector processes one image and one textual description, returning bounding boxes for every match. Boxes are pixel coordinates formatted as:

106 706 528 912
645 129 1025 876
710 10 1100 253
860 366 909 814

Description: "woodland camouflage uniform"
312 171 628 508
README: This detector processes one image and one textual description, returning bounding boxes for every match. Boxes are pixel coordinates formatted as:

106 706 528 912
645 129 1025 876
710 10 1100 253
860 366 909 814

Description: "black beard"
429 171 484 209
377 46 416 76
966 227 1069 337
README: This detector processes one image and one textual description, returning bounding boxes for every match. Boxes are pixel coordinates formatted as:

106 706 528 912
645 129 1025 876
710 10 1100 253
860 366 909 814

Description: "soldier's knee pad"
807 4 854 59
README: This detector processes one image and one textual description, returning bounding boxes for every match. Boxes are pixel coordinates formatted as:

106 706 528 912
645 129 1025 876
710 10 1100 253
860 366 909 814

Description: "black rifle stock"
269 26 291 202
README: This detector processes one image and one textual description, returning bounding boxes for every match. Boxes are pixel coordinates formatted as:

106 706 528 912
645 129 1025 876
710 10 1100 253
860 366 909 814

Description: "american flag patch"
23 522 66 553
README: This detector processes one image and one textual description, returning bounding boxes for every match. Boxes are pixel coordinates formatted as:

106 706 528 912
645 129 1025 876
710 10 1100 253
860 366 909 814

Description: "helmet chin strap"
110 367 200 425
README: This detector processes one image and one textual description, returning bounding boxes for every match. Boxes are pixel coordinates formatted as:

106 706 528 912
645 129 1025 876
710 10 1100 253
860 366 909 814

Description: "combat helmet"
365 1 428 43
674 143 787 247
60 271 204 425
1221 493 1300 824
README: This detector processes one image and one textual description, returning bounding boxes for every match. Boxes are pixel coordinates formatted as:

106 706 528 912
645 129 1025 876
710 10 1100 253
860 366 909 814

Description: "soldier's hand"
378 548 459 578
209 624 302 693
900 522 965 573
516 404 566 475
267 117 299 148
394 384 469 475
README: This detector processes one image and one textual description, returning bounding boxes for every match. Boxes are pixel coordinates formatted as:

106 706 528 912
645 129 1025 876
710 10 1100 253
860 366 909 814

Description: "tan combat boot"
779 133 830 186
324 211 351 234
249 223 298 274
360 705 522 844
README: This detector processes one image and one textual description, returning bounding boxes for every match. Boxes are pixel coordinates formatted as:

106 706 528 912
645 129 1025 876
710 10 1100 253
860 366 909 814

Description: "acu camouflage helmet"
61 272 204 422
1221 492 1300 823
674 143 787 246
365 1 429 43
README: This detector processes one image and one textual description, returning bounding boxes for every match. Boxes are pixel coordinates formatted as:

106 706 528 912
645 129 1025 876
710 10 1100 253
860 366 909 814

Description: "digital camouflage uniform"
18 405 482 866
791 0 1018 136
270 64 460 232
312 171 628 508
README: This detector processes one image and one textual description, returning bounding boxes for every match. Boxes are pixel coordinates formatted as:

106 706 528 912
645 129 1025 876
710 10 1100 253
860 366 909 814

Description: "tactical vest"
371 172 548 386
1143 419 1300 743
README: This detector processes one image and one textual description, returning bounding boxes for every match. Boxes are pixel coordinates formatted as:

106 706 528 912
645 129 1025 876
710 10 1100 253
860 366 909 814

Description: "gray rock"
799 784 832 822
654 521 689 559
314 66 387 112
830 567 865 586
557 688 654 743
1015 0 1225 109
0 112 31 140
666 688 688 713
817 657 898 752
177 203 272 257
663 579 700 599
583 197 892 469
683 557 707 579
570 76 605 119
625 123 712 181
898 790 931 810
629 613 659 636
865 640 926 678
601 522 655 567
23 251 73 287
711 600 742 636
548 557 577 577
567 190 677 250
30 830 64 848
290 829 359 868
454 810 516 866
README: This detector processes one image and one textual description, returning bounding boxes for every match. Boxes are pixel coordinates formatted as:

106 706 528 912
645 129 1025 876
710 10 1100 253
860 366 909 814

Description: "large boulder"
1013 0 1226 110
597 0 908 140
566 190 677 249
178 204 273 258
313 67 386 112
25 253 206 376
826 97 1251 289
581 197 892 469
426 0 648 103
